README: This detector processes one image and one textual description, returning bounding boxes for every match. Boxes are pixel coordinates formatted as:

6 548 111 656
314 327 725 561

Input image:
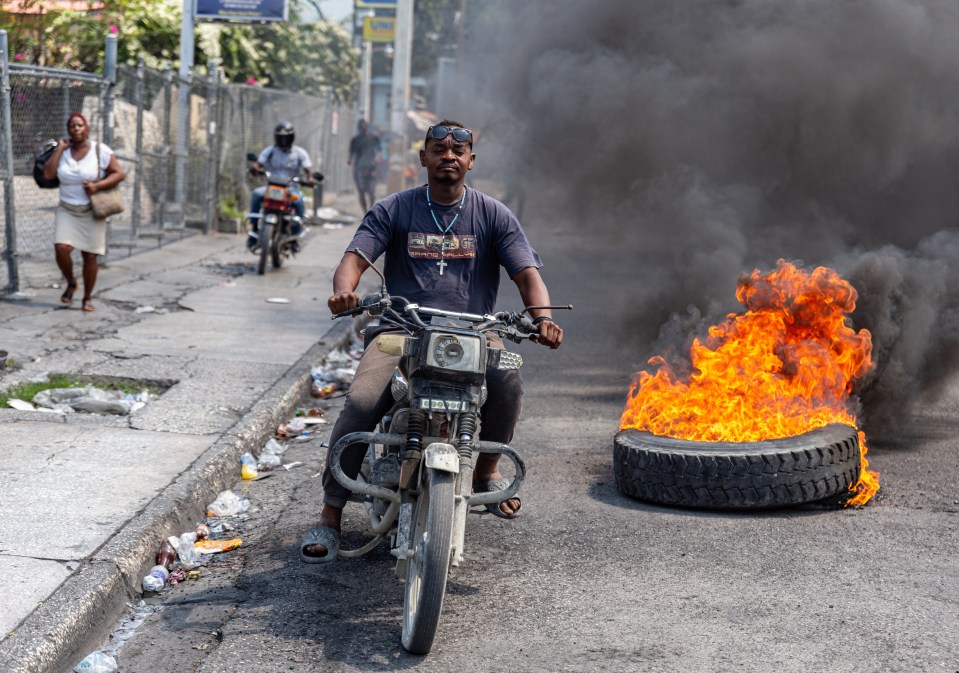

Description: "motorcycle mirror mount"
355 249 389 298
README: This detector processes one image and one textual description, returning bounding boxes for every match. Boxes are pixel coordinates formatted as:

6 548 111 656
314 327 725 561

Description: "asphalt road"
108 215 957 673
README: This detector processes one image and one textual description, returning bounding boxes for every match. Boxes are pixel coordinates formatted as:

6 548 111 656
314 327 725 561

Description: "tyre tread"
613 424 861 509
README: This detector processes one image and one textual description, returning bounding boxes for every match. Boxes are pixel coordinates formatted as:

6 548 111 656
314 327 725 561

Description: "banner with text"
194 0 288 22
363 16 396 42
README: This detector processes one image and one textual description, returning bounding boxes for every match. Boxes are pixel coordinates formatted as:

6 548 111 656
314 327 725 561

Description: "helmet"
274 121 295 150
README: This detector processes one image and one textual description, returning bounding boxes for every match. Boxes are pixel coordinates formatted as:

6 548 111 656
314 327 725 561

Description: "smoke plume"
447 0 959 432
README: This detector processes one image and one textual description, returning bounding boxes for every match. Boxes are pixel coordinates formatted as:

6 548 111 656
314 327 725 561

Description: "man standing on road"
348 119 381 214
301 119 564 562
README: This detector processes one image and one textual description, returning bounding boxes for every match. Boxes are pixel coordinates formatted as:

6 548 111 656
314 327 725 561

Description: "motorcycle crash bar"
330 431 406 502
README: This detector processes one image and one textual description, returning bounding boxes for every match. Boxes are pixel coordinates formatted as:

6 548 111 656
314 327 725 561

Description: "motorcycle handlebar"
331 295 568 341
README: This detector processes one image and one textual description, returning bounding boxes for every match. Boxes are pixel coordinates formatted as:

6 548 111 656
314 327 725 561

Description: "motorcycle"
245 152 323 275
328 251 571 654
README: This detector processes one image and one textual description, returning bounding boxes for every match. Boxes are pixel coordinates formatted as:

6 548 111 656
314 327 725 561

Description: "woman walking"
42 112 125 312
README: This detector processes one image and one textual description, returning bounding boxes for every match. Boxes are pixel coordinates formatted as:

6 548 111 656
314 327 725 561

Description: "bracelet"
532 316 554 326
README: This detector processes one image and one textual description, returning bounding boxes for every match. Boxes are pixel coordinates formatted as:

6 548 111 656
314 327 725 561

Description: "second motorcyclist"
248 121 314 253
301 119 564 562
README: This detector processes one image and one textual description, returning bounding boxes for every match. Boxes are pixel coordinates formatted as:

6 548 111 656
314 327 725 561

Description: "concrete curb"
0 319 354 673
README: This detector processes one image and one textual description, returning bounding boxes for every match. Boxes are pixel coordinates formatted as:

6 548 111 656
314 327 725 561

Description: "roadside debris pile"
9 386 156 415
74 492 248 672
135 488 251 595
310 337 361 398
276 407 326 441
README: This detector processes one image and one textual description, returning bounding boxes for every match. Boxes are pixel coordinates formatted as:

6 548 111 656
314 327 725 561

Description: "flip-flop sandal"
300 526 340 564
81 299 95 312
60 283 77 304
473 477 522 519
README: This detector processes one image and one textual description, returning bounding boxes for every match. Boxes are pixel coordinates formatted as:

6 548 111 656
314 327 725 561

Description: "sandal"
60 283 77 304
474 477 522 519
81 299 94 312
300 526 340 564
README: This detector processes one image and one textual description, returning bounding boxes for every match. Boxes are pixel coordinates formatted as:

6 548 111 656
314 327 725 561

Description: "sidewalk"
0 200 364 673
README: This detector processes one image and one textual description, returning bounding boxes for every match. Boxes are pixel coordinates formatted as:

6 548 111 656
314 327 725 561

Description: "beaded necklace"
426 184 466 234
426 184 467 275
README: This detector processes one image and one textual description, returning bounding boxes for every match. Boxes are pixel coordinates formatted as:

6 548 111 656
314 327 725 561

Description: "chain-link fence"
0 32 355 294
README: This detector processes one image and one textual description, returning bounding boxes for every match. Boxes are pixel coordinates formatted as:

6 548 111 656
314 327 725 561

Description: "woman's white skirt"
55 201 106 255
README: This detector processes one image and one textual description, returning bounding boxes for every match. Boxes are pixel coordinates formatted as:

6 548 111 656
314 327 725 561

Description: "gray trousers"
321 335 523 508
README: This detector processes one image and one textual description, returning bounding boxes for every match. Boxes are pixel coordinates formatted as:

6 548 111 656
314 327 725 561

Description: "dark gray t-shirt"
346 186 542 315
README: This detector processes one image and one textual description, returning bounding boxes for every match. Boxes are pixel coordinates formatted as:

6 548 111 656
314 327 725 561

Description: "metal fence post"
159 65 173 238
61 79 70 130
130 57 145 242
204 60 218 234
0 30 19 293
103 33 117 146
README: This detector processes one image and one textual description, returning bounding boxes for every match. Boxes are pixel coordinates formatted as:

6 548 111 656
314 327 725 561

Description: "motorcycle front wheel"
271 223 284 269
401 468 455 655
257 223 271 275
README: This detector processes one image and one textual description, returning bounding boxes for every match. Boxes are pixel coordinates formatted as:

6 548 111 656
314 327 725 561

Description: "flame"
620 260 880 505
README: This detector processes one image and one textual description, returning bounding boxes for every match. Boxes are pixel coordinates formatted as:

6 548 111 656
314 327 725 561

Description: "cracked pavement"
0 216 365 672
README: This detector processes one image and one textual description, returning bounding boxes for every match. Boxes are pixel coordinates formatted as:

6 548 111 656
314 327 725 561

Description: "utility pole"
386 0 413 195
174 0 194 227
360 40 372 123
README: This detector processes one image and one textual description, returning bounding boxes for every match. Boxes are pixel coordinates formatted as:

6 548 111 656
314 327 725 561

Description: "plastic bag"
206 490 250 517
174 532 204 566
73 651 118 673
257 452 282 470
263 438 288 456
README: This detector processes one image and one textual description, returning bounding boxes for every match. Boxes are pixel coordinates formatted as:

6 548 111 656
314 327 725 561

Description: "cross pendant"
436 258 448 275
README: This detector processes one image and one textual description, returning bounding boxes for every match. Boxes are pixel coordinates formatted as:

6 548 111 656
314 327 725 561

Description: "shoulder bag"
88 142 124 219
33 139 60 189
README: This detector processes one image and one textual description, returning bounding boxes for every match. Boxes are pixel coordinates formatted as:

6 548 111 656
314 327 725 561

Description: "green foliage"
0 0 358 101
218 195 244 220
212 17 358 101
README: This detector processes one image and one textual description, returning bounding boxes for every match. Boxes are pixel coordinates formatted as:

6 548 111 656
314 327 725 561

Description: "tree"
0 0 358 101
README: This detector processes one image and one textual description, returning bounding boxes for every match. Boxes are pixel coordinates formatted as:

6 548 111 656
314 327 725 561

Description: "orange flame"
620 260 879 505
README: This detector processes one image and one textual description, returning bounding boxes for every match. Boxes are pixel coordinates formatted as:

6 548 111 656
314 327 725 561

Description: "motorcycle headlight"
264 213 279 224
266 186 286 200
426 333 483 373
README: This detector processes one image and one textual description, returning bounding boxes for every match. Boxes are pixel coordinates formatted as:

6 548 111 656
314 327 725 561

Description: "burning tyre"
613 423 861 509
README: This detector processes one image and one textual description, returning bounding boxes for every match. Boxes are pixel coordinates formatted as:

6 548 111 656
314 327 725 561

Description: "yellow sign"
363 16 395 43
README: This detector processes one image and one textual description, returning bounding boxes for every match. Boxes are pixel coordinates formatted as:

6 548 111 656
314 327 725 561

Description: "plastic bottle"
177 531 202 566
240 452 258 480
155 540 176 569
141 564 169 592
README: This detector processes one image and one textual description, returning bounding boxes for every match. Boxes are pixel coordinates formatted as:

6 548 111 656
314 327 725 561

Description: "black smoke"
445 0 959 433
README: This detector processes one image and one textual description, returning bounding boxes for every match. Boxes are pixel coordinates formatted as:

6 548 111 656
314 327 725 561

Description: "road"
109 215 957 673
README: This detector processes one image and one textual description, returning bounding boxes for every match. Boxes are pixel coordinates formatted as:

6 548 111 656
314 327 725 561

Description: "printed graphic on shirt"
407 233 477 259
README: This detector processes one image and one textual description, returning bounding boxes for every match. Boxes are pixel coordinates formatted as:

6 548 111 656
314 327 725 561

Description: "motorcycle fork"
451 411 478 568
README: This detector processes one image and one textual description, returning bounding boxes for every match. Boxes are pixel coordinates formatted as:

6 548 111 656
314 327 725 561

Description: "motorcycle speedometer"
434 337 464 367
424 332 483 373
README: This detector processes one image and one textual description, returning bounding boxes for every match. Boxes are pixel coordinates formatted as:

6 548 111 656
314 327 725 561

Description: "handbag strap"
95 142 103 180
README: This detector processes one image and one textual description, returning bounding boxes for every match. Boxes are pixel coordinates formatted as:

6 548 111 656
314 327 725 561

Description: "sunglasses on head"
426 125 473 143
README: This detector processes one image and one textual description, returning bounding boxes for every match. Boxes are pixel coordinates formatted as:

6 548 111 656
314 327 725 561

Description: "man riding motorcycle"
301 119 564 562
247 121 314 252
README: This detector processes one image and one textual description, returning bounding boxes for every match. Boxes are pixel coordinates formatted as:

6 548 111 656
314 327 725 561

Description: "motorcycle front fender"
424 442 459 473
